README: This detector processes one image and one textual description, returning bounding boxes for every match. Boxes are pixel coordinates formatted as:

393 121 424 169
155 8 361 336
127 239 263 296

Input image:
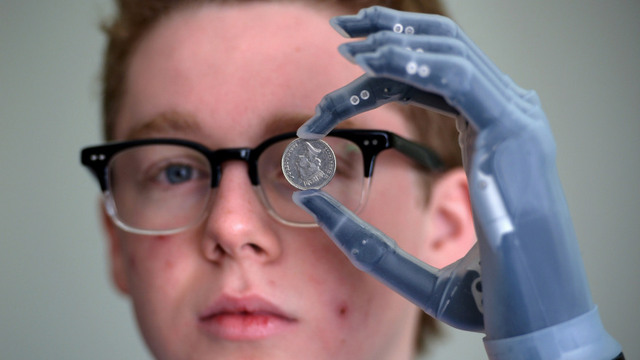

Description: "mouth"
198 295 297 341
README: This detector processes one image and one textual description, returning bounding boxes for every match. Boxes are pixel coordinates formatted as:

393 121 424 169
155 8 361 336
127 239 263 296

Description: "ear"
100 201 130 295
421 168 476 269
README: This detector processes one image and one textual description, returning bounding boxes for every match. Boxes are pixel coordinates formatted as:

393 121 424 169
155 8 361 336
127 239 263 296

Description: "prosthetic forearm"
294 7 623 359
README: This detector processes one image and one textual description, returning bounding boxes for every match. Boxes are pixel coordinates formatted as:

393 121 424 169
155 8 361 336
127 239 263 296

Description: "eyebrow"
124 110 359 142
125 111 203 140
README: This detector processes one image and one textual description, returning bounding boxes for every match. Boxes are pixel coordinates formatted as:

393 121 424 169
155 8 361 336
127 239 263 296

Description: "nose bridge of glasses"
211 148 255 187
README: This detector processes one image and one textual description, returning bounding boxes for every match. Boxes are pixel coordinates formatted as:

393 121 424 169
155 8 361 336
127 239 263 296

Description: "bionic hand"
293 7 623 359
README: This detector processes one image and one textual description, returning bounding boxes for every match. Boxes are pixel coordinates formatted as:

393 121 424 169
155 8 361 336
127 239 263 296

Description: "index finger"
297 74 457 139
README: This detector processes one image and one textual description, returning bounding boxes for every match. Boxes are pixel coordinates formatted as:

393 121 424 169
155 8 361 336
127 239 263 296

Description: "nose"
202 161 282 263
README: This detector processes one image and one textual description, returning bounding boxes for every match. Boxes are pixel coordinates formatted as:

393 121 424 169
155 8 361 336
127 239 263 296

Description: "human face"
106 3 438 360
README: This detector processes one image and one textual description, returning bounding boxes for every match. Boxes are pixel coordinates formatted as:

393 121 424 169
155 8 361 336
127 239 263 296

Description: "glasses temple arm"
390 134 446 171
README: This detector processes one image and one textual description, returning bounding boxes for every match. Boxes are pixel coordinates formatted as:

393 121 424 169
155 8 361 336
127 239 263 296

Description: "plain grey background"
1 1 638 359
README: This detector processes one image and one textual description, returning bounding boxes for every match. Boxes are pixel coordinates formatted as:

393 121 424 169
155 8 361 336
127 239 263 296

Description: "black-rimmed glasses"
81 129 445 234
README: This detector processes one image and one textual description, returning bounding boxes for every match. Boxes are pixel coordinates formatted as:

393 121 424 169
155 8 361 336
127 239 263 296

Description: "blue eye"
164 164 194 184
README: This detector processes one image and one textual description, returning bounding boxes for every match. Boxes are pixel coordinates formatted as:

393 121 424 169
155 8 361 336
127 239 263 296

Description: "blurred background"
1 1 638 359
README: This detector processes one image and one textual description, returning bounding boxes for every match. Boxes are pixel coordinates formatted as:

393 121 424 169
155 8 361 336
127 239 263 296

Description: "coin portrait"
281 138 336 190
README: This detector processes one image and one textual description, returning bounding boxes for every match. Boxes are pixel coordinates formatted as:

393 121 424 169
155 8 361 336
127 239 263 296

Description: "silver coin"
281 138 336 190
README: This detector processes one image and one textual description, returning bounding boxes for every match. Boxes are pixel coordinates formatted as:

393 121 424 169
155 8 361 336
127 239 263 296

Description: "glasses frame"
81 129 446 232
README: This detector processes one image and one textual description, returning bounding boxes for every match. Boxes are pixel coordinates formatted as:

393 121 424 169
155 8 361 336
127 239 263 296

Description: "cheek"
286 229 367 312
120 232 196 303
118 232 199 353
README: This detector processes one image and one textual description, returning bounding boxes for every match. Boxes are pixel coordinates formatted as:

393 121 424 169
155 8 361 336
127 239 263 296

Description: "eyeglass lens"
258 137 365 224
108 144 213 232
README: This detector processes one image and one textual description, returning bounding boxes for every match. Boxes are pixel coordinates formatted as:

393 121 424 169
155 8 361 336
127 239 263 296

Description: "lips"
198 295 297 340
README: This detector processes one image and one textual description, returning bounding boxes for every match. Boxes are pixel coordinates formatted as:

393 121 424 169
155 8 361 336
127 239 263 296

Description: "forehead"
117 2 408 144
142 2 348 66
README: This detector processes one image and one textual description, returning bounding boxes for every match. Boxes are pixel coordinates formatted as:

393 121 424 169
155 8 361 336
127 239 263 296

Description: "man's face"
106 3 450 359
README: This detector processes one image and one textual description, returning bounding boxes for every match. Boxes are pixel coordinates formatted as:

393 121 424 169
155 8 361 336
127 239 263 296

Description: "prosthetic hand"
293 7 623 359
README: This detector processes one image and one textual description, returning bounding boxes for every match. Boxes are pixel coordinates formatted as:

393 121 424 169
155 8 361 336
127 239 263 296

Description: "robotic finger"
297 74 457 140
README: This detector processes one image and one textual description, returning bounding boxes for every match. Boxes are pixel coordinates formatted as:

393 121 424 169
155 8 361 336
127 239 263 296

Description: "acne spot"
337 303 349 319
153 235 170 242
